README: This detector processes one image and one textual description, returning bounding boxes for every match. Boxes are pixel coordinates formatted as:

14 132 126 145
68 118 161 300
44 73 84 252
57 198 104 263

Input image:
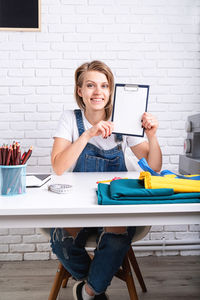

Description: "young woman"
51 60 162 300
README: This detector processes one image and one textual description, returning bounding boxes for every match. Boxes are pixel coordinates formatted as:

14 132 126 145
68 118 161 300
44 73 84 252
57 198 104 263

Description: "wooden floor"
0 256 200 300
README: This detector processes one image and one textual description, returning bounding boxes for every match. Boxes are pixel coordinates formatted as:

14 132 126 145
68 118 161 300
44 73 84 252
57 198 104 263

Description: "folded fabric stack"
97 178 200 205
139 171 200 193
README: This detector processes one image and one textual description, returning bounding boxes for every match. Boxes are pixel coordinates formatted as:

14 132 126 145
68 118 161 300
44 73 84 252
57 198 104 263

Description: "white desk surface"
0 172 200 228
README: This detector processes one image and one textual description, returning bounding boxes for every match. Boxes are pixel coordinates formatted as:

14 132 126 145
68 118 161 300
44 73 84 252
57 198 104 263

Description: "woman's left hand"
141 112 158 138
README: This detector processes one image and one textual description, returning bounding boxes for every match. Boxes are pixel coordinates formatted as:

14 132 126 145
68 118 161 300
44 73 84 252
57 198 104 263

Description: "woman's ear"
77 87 82 97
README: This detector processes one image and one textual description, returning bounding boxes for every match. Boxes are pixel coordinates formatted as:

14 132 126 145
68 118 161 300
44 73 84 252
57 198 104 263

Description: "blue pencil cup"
0 165 26 196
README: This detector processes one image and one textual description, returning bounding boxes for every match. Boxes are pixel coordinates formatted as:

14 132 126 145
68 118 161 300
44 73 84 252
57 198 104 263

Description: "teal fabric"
110 179 174 198
97 179 200 205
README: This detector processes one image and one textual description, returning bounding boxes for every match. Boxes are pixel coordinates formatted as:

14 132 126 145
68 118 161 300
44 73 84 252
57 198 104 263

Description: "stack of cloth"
139 171 200 193
97 158 200 205
97 178 200 205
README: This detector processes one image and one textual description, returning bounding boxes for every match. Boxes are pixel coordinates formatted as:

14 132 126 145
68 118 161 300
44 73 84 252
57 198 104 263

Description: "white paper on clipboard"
111 84 149 137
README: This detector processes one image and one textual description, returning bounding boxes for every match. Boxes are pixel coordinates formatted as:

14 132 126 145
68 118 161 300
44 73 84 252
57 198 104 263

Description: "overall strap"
74 109 85 136
115 133 123 142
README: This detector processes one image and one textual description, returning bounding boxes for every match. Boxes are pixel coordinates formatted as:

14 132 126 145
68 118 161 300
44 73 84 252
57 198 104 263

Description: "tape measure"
48 184 72 194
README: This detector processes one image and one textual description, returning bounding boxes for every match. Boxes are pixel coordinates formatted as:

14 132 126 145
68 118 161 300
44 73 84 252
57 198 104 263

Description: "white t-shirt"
54 110 146 171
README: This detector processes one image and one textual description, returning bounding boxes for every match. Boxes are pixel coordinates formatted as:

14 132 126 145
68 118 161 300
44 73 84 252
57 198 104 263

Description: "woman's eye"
87 83 94 88
102 84 109 88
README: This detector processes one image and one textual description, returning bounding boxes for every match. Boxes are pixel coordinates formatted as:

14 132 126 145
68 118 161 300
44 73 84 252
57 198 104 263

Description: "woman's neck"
84 109 106 125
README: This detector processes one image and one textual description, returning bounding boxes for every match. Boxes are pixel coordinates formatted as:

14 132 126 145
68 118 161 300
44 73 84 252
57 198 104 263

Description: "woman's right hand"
52 121 114 175
86 121 114 139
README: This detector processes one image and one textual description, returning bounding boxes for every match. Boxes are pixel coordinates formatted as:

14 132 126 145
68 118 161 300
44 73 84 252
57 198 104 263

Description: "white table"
0 172 200 228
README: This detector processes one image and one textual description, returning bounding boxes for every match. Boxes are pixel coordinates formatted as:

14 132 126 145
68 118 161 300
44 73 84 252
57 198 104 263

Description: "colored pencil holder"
0 165 26 196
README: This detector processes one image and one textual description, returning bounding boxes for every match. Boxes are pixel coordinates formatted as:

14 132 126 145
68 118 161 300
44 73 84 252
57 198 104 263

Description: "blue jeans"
50 226 136 294
50 110 136 294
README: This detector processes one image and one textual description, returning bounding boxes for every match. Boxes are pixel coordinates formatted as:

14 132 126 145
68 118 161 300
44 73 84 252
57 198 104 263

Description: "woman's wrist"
146 133 157 143
82 130 93 141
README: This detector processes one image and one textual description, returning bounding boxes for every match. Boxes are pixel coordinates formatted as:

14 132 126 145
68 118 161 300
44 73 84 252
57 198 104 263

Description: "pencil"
6 146 12 166
15 150 21 165
2 145 6 165
16 142 20 153
5 145 8 165
10 145 14 165
16 142 20 163
21 151 26 162
21 146 33 165
13 143 17 165
96 179 113 184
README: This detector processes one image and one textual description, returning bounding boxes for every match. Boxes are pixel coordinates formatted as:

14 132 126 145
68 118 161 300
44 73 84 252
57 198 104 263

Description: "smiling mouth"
91 98 104 102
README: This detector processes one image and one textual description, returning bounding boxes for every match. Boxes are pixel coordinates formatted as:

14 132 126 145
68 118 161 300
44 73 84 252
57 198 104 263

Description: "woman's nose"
94 85 101 94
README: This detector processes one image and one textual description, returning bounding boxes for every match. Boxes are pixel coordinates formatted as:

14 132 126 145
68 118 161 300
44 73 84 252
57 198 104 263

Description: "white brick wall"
0 0 200 260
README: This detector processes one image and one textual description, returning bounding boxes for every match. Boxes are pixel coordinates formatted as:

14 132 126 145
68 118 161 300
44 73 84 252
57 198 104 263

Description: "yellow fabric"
139 172 200 193
163 174 200 179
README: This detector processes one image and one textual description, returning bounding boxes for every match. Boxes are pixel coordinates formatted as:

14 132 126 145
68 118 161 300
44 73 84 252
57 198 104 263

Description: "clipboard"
111 83 149 137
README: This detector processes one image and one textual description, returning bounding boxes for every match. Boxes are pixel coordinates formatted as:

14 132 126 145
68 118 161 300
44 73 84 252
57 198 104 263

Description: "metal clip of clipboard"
124 84 138 92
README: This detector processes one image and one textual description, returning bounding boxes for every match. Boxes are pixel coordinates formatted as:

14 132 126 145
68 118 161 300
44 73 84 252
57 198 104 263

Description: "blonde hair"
74 60 114 120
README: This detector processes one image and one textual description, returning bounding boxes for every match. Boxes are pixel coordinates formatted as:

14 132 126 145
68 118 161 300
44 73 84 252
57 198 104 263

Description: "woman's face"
77 71 110 113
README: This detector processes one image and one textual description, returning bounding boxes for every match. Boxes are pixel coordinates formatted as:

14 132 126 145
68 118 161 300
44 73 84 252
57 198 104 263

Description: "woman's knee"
64 227 83 238
104 226 127 234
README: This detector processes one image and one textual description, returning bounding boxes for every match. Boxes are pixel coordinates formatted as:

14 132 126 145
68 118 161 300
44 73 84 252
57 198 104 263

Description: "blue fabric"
138 157 160 176
97 179 200 205
138 157 200 180
50 228 91 279
110 179 174 199
73 109 127 172
51 109 135 294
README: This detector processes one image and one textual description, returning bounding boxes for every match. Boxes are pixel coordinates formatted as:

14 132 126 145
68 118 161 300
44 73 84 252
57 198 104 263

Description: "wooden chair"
45 226 151 300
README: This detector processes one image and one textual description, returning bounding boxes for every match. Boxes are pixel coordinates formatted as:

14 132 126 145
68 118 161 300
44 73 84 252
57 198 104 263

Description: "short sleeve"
53 110 74 142
126 135 147 148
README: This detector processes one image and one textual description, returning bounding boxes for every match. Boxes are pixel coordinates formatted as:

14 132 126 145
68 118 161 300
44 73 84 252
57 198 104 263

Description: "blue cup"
0 165 26 196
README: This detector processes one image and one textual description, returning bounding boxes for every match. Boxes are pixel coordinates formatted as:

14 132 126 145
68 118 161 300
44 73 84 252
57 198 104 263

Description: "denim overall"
50 109 136 294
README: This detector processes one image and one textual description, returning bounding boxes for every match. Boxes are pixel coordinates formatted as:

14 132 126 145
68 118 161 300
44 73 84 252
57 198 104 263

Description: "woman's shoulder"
56 110 76 131
60 109 76 119
54 110 78 140
59 110 78 125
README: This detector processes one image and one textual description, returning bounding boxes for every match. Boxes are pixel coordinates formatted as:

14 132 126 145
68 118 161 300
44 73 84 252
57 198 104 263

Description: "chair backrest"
40 226 151 247
85 226 151 248
132 226 151 243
